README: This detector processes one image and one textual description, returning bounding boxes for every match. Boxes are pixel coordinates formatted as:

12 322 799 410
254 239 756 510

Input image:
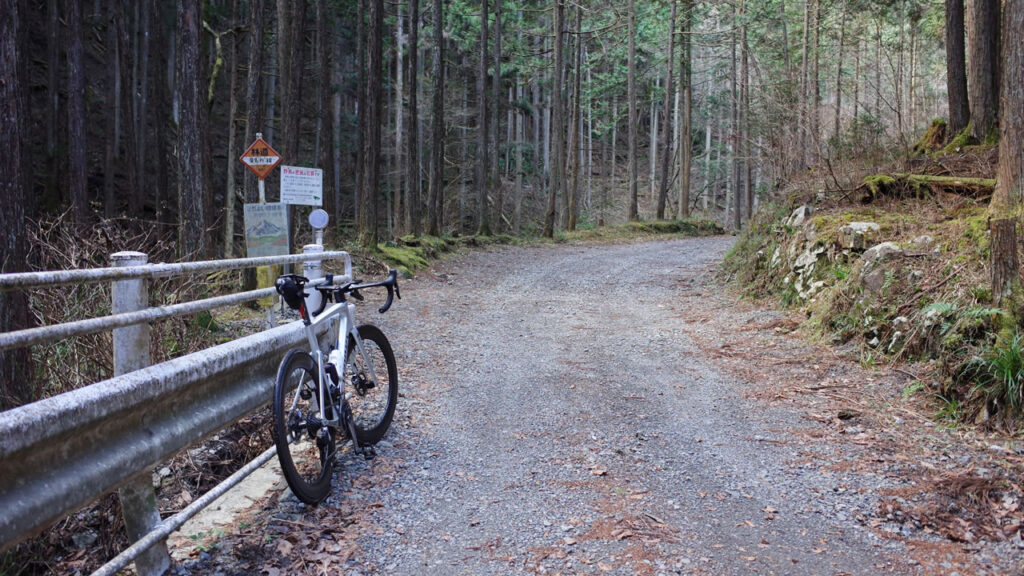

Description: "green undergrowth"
373 234 520 275
723 191 1023 428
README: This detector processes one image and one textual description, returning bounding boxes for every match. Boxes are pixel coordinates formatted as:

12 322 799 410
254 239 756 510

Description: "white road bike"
272 266 400 504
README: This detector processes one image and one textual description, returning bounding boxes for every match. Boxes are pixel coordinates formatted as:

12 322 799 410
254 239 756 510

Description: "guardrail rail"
0 245 351 576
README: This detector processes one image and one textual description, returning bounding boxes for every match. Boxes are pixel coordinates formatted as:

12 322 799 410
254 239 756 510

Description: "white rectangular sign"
280 165 324 206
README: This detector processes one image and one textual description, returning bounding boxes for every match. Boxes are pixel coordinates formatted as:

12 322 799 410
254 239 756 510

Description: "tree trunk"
244 0 265 207
798 0 810 167
656 1 676 220
677 0 692 219
45 0 60 209
406 0 420 234
491 0 502 231
134 0 152 216
177 0 206 259
427 0 444 235
567 5 583 231
543 0 564 236
103 1 122 218
730 0 740 231
120 0 139 216
316 0 334 231
153 1 172 221
279 0 307 165
68 0 88 224
611 98 617 187
355 0 366 225
741 0 751 221
223 0 241 258
626 0 639 221
968 0 1000 143
946 0 969 137
514 56 524 234
359 0 383 246
649 78 657 202
394 4 405 236
852 34 860 121
0 0 35 408
832 0 847 147
809 0 820 161
476 0 490 235
990 0 1024 314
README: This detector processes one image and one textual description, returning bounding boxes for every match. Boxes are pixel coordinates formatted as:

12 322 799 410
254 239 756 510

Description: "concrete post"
111 251 171 576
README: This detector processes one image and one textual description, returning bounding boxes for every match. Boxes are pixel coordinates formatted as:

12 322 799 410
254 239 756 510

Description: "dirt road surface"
180 237 1023 576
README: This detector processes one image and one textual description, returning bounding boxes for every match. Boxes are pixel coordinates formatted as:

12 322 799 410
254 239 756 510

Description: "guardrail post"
110 251 171 576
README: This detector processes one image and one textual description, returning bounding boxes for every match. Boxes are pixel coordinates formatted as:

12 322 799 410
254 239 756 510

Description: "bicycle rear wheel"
273 349 336 504
346 325 398 444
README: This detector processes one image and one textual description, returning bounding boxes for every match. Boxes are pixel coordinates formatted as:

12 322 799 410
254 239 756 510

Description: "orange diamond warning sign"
240 136 281 180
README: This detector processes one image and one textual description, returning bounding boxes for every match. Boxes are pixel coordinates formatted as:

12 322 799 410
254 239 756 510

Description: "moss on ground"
939 124 975 156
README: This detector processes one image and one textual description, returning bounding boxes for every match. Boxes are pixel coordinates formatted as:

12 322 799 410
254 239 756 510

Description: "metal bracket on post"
110 251 170 576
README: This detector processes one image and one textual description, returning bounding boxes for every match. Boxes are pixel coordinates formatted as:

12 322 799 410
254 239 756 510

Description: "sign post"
240 133 284 306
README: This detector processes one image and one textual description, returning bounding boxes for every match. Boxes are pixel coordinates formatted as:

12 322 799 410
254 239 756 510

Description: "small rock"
909 235 935 252
862 242 903 266
72 529 98 549
786 205 812 228
838 222 880 251
861 268 887 293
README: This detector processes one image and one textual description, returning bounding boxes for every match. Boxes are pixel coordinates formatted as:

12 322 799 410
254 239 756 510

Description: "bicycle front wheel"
346 325 398 444
273 349 335 504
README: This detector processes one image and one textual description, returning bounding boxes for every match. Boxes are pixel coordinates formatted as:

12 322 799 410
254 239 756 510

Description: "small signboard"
280 165 324 206
240 136 282 180
243 203 290 258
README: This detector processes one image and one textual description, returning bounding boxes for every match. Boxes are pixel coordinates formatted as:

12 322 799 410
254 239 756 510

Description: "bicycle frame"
299 299 381 431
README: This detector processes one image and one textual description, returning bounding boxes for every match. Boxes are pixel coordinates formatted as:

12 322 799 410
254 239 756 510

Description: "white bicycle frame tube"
300 297 380 428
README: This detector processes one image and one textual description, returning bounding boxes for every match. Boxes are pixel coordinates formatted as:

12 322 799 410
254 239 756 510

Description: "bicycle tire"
273 348 336 504
346 325 398 444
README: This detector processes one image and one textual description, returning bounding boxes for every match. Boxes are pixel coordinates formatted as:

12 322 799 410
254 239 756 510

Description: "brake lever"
378 270 400 313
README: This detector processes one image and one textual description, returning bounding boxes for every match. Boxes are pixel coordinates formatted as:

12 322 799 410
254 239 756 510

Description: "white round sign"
308 209 329 230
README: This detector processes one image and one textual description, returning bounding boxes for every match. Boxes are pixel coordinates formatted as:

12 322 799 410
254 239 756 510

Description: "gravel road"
184 236 1022 576
324 237 910 576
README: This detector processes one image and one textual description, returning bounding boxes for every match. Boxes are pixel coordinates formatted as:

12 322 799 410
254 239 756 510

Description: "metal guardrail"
0 247 351 575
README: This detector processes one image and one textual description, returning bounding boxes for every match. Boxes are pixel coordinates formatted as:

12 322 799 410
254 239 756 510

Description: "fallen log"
860 173 996 203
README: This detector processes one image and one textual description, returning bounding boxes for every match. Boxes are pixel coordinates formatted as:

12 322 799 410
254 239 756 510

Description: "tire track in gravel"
344 237 915 576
